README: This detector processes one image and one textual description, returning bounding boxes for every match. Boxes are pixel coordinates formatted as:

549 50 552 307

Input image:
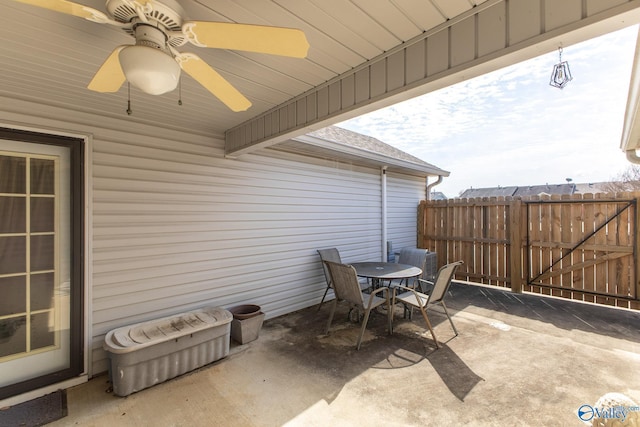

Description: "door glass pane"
0 317 26 358
0 236 26 274
0 197 26 233
30 198 54 233
0 276 26 315
30 235 54 272
0 156 26 193
30 158 54 195
31 313 55 350
30 273 54 311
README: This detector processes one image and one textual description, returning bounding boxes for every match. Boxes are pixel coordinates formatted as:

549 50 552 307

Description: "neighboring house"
458 182 612 198
573 182 614 194
0 119 448 403
430 191 448 200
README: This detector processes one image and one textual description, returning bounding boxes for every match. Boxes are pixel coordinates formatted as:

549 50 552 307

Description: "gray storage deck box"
104 306 232 397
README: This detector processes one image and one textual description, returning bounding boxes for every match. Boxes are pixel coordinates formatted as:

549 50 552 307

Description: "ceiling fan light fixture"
119 45 180 95
14 0 310 111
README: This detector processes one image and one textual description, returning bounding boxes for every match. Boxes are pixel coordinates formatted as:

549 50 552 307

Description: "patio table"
350 262 422 290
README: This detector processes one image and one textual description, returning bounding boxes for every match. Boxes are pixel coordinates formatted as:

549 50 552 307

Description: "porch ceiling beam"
225 0 640 158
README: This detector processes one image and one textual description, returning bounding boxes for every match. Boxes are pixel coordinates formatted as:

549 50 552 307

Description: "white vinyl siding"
91 138 388 373
1 98 429 376
387 173 425 252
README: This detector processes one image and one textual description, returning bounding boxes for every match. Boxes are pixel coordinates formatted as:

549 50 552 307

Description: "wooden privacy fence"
418 192 640 310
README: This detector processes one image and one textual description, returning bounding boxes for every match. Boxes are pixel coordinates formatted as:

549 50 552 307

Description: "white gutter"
627 149 640 164
620 27 640 157
381 166 388 262
426 175 444 200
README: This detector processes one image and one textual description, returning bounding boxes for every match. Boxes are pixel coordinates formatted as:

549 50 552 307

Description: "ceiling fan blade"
11 0 109 21
88 46 126 93
183 22 309 58
178 53 251 112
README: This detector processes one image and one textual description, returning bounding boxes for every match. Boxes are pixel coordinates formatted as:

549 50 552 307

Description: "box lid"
105 306 232 352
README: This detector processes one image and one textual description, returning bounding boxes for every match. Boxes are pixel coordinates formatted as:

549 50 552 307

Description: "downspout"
381 166 388 262
426 175 444 200
626 149 640 164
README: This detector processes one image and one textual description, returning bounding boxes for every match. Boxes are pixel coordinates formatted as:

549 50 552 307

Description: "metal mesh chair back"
397 248 430 282
429 261 463 304
398 248 426 268
324 261 365 306
317 248 341 287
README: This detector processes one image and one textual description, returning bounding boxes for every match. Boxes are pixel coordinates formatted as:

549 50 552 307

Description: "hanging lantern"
550 47 573 89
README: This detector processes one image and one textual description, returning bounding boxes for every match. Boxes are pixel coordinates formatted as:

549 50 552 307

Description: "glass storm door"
0 131 83 400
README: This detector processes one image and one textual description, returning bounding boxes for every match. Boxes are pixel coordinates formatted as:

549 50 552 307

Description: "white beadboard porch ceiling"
1 0 638 146
0 0 489 138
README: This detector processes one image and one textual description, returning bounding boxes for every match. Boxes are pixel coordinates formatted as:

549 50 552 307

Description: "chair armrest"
417 278 434 293
392 285 427 308
370 286 389 297
393 284 419 296
365 286 390 309
370 286 390 300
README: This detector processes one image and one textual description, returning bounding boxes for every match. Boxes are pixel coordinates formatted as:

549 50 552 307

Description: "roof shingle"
309 126 440 169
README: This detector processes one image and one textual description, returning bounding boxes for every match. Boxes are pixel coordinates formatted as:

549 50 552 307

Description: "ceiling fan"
12 0 310 111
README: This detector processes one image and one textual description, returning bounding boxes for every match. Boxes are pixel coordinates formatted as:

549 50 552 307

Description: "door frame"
0 125 89 404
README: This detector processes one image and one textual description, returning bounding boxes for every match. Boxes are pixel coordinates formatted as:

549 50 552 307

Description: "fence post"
509 199 523 293
636 196 640 304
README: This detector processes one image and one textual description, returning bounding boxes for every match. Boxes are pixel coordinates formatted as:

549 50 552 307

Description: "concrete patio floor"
50 282 640 426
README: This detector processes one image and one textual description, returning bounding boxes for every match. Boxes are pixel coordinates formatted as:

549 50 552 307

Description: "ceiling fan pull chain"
178 78 183 106
126 82 133 115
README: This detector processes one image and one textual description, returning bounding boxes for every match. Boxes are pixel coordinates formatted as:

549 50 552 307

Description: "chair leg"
387 300 393 335
440 301 458 336
418 306 440 349
390 291 396 335
356 308 372 350
325 299 338 334
403 304 414 320
317 285 331 311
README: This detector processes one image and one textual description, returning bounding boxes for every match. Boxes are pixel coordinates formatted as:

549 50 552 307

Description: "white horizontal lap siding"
0 100 389 378
92 138 383 373
386 172 425 252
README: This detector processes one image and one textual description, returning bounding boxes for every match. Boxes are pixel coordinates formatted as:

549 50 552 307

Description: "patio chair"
317 248 370 311
317 248 342 311
392 247 430 289
392 260 463 348
324 260 392 350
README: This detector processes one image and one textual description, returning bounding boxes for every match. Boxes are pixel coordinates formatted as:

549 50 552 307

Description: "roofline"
293 134 450 177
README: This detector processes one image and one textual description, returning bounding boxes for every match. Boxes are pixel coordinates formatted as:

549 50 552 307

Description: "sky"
338 25 639 198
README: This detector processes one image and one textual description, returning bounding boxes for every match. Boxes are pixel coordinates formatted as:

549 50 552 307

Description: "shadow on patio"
49 283 640 426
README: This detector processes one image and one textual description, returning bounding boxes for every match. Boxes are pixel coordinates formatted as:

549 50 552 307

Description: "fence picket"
569 193 584 301
583 193 595 301
550 194 562 296
557 194 570 298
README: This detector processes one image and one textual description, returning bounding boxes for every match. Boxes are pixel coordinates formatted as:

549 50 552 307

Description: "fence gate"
525 195 637 306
